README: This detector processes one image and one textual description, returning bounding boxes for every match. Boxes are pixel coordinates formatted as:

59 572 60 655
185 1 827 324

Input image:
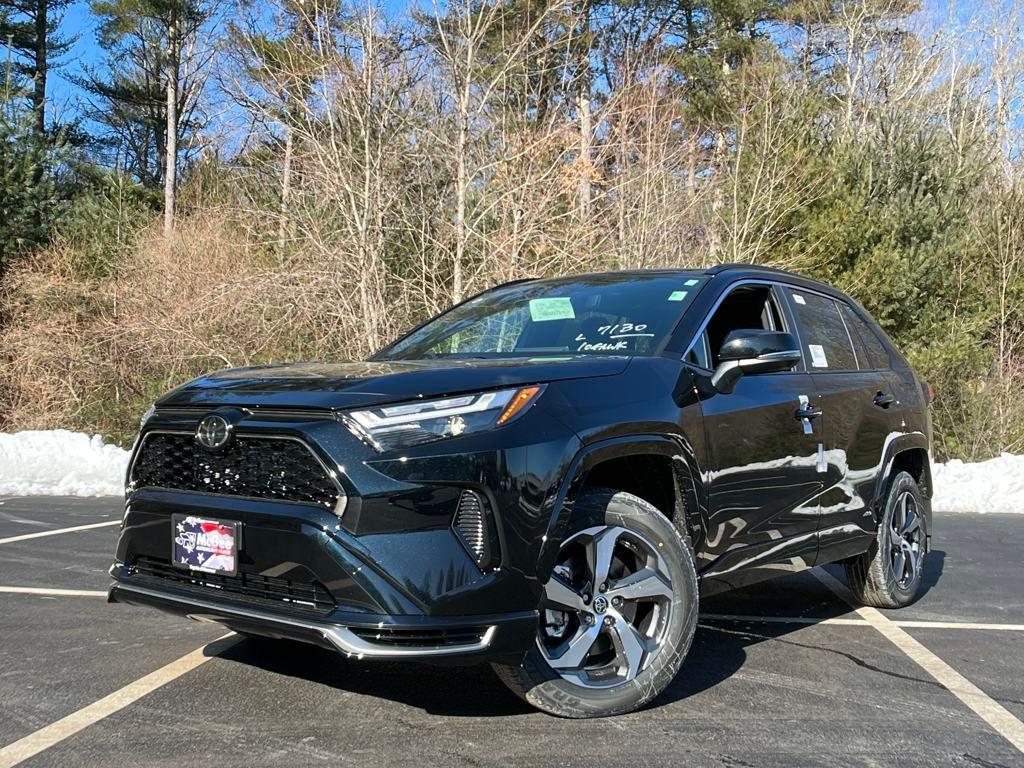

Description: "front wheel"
845 471 929 608
492 488 698 718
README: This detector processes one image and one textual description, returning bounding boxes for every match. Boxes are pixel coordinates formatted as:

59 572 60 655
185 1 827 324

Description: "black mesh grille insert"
128 556 336 614
348 625 489 648
131 432 342 509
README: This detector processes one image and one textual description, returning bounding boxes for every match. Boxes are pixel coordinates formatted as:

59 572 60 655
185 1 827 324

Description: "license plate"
172 515 239 576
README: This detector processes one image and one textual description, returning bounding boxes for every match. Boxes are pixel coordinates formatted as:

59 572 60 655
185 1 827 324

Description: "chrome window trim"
128 430 348 517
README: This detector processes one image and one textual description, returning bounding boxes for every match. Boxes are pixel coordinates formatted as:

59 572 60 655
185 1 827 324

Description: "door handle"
795 405 822 420
873 392 895 408
795 394 822 435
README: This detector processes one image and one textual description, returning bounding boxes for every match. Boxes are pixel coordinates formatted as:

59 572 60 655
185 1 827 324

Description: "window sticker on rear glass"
793 293 807 305
529 297 575 322
668 291 688 301
809 344 829 367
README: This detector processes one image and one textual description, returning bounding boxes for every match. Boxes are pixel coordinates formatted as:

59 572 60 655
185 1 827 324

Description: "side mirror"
711 330 801 394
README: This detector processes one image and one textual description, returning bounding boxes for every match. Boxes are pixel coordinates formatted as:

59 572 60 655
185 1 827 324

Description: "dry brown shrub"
0 208 413 444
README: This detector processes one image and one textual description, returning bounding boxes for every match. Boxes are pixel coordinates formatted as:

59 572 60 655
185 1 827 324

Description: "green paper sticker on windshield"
684 279 699 286
529 297 575 322
668 290 688 301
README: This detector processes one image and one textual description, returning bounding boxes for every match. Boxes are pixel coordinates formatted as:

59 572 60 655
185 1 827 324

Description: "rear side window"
838 303 890 370
788 290 857 371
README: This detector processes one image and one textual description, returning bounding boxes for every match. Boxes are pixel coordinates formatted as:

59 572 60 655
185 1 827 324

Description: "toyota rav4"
109 264 933 718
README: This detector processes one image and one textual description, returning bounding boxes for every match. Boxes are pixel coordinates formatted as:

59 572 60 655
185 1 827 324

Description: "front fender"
535 433 707 579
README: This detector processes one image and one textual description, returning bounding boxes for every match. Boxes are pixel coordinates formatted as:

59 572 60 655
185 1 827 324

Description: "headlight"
139 403 156 430
345 385 544 451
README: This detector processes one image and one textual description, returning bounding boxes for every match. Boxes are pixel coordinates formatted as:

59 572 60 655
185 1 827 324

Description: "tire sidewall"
512 489 698 718
878 472 928 602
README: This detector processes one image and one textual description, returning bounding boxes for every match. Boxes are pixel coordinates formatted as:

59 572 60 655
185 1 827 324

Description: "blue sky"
37 0 1001 127
48 1 101 119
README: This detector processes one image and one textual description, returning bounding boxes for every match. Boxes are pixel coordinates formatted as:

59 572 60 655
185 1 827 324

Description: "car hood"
156 356 632 410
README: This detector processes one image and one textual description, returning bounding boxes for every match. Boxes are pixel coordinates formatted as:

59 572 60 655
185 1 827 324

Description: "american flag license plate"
172 515 239 576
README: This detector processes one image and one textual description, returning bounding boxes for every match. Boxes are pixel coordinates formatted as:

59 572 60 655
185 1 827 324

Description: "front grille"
131 432 342 510
348 625 489 648
127 556 337 614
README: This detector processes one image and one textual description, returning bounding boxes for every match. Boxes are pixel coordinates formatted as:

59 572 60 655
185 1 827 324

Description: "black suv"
110 264 932 718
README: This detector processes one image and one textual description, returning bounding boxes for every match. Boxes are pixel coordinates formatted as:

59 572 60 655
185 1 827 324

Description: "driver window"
687 285 786 369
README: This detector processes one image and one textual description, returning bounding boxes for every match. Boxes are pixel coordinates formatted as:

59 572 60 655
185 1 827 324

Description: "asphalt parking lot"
0 497 1022 767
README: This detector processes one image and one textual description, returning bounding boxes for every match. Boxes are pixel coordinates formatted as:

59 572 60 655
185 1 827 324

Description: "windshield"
377 273 707 360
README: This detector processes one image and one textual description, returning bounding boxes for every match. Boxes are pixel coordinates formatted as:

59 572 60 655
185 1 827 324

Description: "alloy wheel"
890 489 923 589
537 525 675 688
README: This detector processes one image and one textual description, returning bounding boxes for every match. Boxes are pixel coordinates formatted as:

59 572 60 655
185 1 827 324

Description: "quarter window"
838 303 890 370
788 290 857 371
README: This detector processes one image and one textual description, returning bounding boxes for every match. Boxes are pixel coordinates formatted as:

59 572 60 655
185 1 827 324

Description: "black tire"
845 471 929 609
492 488 699 718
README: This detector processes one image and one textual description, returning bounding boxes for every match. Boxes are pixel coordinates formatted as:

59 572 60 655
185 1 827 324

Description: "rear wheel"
492 488 698 718
845 471 928 608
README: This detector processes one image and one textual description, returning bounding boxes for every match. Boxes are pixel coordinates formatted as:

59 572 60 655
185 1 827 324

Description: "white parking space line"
890 620 1024 632
0 520 119 545
0 511 50 528
0 586 107 597
813 569 1024 754
702 613 1024 632
701 613 868 626
0 634 236 768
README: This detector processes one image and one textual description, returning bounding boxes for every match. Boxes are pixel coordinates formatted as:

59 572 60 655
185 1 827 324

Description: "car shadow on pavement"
918 549 946 598
216 637 536 717
214 565 946 718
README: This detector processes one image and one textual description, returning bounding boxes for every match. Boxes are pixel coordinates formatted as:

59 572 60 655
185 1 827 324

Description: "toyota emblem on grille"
195 414 232 450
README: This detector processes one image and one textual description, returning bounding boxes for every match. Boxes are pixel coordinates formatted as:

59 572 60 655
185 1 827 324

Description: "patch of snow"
0 430 129 497
931 452 1024 514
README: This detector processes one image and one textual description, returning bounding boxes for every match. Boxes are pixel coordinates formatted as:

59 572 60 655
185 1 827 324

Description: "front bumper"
112 401 581 662
107 577 536 662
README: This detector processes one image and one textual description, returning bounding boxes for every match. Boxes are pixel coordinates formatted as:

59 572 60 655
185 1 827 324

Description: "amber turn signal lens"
496 385 543 425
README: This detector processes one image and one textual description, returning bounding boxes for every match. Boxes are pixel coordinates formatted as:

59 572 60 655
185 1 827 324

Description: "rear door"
781 287 901 562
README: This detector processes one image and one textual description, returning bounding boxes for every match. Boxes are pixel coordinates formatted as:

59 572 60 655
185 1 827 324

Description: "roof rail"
704 262 801 277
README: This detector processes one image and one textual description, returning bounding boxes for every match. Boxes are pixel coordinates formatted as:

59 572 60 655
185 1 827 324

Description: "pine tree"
1 0 73 238
79 0 218 232
0 55 53 273
0 0 73 140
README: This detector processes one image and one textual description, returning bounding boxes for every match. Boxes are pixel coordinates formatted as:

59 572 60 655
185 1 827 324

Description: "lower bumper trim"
109 582 498 658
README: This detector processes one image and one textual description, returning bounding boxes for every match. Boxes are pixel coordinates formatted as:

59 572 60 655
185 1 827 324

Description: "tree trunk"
164 5 179 236
577 0 592 219
278 127 293 255
454 108 467 303
32 0 46 140
31 0 47 232
453 67 470 304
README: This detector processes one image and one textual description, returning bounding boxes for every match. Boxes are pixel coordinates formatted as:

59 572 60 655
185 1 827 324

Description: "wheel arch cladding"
873 437 932 544
890 448 931 496
537 435 706 579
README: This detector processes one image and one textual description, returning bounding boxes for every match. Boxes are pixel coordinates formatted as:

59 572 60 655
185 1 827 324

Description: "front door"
688 282 824 591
